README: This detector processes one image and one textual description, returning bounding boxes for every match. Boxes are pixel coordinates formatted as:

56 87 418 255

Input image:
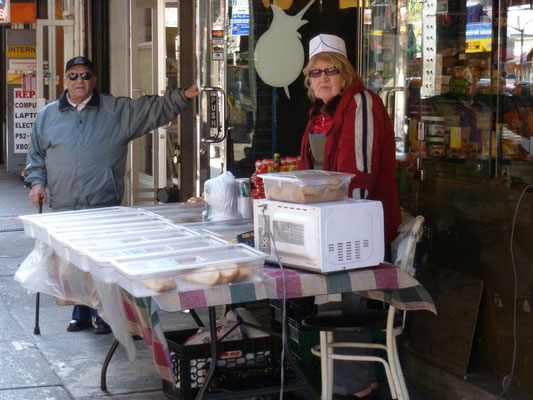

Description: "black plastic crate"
270 318 321 385
162 329 282 400
270 296 317 328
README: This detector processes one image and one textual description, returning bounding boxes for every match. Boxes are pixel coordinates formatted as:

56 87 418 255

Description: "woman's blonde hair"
303 52 360 102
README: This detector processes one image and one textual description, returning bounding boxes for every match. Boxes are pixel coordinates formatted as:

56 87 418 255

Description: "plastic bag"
202 171 241 222
184 315 244 345
14 240 99 305
393 217 417 276
14 240 137 361
232 307 269 339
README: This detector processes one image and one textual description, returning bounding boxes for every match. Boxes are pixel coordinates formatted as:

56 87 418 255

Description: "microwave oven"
253 198 384 273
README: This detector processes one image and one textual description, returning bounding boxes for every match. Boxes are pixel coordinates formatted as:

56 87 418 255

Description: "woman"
299 34 401 246
298 34 402 400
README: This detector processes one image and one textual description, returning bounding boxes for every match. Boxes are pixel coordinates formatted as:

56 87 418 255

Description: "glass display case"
362 0 533 181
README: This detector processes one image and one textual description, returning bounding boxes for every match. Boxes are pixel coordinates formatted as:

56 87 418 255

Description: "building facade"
1 0 532 395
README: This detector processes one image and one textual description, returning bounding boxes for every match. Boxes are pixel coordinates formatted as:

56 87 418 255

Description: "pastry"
182 267 221 286
142 278 176 292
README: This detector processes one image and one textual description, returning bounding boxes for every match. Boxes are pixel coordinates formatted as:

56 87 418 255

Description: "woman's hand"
184 84 199 99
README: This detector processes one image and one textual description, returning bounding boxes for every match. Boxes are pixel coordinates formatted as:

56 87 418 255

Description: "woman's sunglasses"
66 72 93 81
308 67 340 78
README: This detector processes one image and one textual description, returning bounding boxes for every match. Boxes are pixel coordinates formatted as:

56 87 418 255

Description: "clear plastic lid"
19 207 147 238
19 207 131 222
36 214 165 232
111 244 266 280
182 218 253 239
258 170 354 187
86 235 231 263
51 220 178 238
55 226 196 250
138 203 205 214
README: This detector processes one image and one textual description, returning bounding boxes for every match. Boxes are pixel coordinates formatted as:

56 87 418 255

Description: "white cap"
309 34 347 59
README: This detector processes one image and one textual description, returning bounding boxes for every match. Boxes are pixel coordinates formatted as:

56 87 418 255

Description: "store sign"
13 88 37 153
7 45 36 58
231 1 249 36
254 0 315 98
466 22 492 53
231 13 249 36
9 58 37 71
209 93 219 136
0 0 10 23
212 29 224 60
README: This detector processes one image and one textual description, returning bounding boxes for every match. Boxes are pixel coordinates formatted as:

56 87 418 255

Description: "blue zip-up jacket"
25 89 191 210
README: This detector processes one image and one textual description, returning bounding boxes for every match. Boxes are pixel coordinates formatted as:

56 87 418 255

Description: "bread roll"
182 267 221 286
142 278 176 292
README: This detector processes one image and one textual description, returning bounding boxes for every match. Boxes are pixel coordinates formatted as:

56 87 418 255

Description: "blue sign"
232 14 249 36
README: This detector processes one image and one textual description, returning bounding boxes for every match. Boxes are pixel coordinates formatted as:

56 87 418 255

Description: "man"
25 56 198 334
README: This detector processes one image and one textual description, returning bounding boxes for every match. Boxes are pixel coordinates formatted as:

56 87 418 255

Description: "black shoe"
93 317 111 335
67 319 92 332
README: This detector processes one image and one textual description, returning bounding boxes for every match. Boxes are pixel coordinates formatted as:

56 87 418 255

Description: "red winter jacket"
298 81 401 244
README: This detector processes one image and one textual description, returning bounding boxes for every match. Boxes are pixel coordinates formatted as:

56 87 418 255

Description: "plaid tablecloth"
121 263 436 382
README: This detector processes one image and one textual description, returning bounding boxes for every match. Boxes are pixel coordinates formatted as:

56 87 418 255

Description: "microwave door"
271 212 318 262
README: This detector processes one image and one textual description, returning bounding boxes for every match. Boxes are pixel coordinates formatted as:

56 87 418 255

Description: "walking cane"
33 193 44 335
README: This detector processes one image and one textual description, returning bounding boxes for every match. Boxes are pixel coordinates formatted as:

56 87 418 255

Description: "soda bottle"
273 153 281 172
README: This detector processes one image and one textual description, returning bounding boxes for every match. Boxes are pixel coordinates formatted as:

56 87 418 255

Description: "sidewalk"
0 168 202 400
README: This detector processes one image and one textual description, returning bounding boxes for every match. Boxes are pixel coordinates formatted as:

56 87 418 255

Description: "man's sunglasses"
66 72 93 81
308 67 340 78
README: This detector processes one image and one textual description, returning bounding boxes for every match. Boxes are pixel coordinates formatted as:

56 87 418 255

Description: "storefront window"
358 0 533 390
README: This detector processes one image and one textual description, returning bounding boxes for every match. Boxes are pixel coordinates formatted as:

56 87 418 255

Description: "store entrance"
129 0 180 204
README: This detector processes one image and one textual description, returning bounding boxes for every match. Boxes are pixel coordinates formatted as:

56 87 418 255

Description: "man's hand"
184 84 199 99
29 184 46 211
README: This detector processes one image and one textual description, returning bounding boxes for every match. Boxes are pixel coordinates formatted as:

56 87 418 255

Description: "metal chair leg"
100 339 120 391
391 334 409 399
33 293 41 335
326 331 334 400
386 306 407 400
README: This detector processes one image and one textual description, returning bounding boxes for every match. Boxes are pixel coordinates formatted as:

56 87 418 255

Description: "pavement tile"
0 231 36 259
0 276 44 309
39 335 162 398
77 389 169 399
0 299 32 342
0 386 73 400
0 339 61 389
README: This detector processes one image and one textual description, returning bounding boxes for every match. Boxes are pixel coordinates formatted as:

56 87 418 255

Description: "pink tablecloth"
122 263 436 382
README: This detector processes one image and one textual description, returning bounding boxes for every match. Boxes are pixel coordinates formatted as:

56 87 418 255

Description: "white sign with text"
13 88 38 153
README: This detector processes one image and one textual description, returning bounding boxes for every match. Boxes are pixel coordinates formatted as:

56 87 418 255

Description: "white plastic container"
138 203 205 223
83 235 231 283
31 214 167 244
50 221 188 263
19 207 131 238
258 170 355 203
110 244 267 297
182 219 253 243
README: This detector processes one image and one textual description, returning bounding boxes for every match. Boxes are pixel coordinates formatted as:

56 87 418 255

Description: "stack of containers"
19 206 267 296
258 170 354 204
